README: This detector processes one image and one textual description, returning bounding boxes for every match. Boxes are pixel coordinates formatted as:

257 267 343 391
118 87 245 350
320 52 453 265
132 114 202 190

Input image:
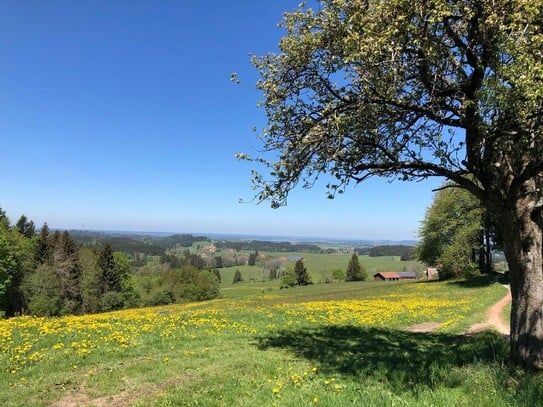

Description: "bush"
160 267 220 302
332 268 346 282
99 291 125 311
280 267 297 288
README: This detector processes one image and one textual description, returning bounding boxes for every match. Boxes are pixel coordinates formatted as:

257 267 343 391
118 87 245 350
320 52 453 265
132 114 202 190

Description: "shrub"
280 267 297 288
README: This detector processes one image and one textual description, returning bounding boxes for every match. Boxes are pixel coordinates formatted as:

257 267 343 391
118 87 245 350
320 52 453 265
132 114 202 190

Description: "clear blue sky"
0 0 443 241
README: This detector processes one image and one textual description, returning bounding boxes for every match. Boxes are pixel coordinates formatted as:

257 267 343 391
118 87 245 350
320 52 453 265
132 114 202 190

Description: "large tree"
243 0 543 370
418 184 488 278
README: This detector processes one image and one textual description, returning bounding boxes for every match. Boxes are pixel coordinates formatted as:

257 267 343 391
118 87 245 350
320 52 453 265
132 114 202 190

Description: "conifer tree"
346 253 366 281
54 231 82 314
35 223 53 264
232 269 243 284
15 215 35 239
100 243 119 293
294 258 310 286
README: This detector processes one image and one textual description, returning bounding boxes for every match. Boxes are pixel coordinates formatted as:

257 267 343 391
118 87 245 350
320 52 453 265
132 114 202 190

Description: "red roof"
375 272 401 279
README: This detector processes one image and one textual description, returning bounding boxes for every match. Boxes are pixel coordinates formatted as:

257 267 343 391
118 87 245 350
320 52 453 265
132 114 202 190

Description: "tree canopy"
243 0 543 370
417 184 487 278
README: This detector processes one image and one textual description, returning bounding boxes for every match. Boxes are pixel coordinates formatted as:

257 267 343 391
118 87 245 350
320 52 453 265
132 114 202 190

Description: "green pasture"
1 276 540 407
218 253 424 286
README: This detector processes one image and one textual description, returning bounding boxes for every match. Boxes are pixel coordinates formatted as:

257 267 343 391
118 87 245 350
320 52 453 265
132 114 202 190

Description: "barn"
373 272 417 281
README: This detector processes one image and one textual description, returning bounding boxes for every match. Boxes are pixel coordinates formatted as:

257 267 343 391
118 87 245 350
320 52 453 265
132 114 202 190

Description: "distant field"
218 253 424 285
2 276 538 407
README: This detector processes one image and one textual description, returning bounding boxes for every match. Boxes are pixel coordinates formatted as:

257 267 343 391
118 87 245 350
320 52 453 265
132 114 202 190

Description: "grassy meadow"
1 276 541 406
218 252 424 285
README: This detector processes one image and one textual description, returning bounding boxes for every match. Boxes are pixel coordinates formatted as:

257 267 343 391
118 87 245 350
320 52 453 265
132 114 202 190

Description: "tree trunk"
498 196 543 370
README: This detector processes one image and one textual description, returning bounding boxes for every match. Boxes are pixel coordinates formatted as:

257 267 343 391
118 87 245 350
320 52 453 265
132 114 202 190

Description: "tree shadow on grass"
257 326 509 391
447 274 500 288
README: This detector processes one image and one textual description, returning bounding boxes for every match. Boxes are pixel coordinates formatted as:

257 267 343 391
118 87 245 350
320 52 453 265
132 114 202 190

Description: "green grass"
1 276 539 407
218 253 423 286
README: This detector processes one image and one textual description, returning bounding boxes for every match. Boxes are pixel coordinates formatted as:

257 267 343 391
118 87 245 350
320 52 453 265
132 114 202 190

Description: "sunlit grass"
1 277 539 407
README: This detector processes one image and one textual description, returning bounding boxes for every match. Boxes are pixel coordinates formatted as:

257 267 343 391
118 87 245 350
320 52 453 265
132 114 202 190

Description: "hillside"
2 277 539 406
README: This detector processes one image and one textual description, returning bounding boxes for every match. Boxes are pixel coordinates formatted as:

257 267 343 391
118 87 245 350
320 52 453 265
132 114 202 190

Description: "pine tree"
100 243 118 292
248 252 256 266
15 215 35 238
346 253 366 281
35 223 53 264
212 268 221 283
79 248 102 314
294 258 310 286
54 231 82 314
232 269 242 284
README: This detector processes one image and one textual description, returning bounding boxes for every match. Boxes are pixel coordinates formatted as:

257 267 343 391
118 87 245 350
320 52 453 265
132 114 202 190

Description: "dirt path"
466 285 511 335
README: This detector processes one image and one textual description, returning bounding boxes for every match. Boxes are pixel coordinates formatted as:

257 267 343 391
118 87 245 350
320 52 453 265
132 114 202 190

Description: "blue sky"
0 0 443 240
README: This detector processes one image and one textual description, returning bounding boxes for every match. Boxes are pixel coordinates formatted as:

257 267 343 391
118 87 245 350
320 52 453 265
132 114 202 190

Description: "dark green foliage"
332 268 346 282
280 267 297 288
0 214 36 316
0 231 17 314
160 267 220 302
357 245 414 260
15 215 35 239
417 185 489 279
96 244 134 311
54 231 82 314
214 256 223 268
160 253 182 269
0 208 223 317
212 268 221 283
100 243 119 293
232 269 243 284
79 248 102 314
183 252 205 270
247 252 256 266
24 264 63 316
99 291 125 312
152 234 209 249
215 240 321 253
346 253 367 281
35 223 53 265
294 258 311 286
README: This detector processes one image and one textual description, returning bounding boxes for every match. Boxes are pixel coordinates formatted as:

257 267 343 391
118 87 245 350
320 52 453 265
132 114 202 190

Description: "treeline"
0 208 219 318
215 240 321 253
70 231 208 256
356 245 414 260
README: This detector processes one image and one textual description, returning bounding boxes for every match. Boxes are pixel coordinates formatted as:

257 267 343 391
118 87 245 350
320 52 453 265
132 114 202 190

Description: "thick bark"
497 194 543 370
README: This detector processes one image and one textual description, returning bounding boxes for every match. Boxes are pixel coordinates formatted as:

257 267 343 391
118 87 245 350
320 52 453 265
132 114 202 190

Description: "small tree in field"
232 269 243 284
294 258 311 286
346 253 366 281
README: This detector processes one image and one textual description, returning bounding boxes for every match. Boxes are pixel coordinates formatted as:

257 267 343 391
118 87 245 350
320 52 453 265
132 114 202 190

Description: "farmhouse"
373 272 417 281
